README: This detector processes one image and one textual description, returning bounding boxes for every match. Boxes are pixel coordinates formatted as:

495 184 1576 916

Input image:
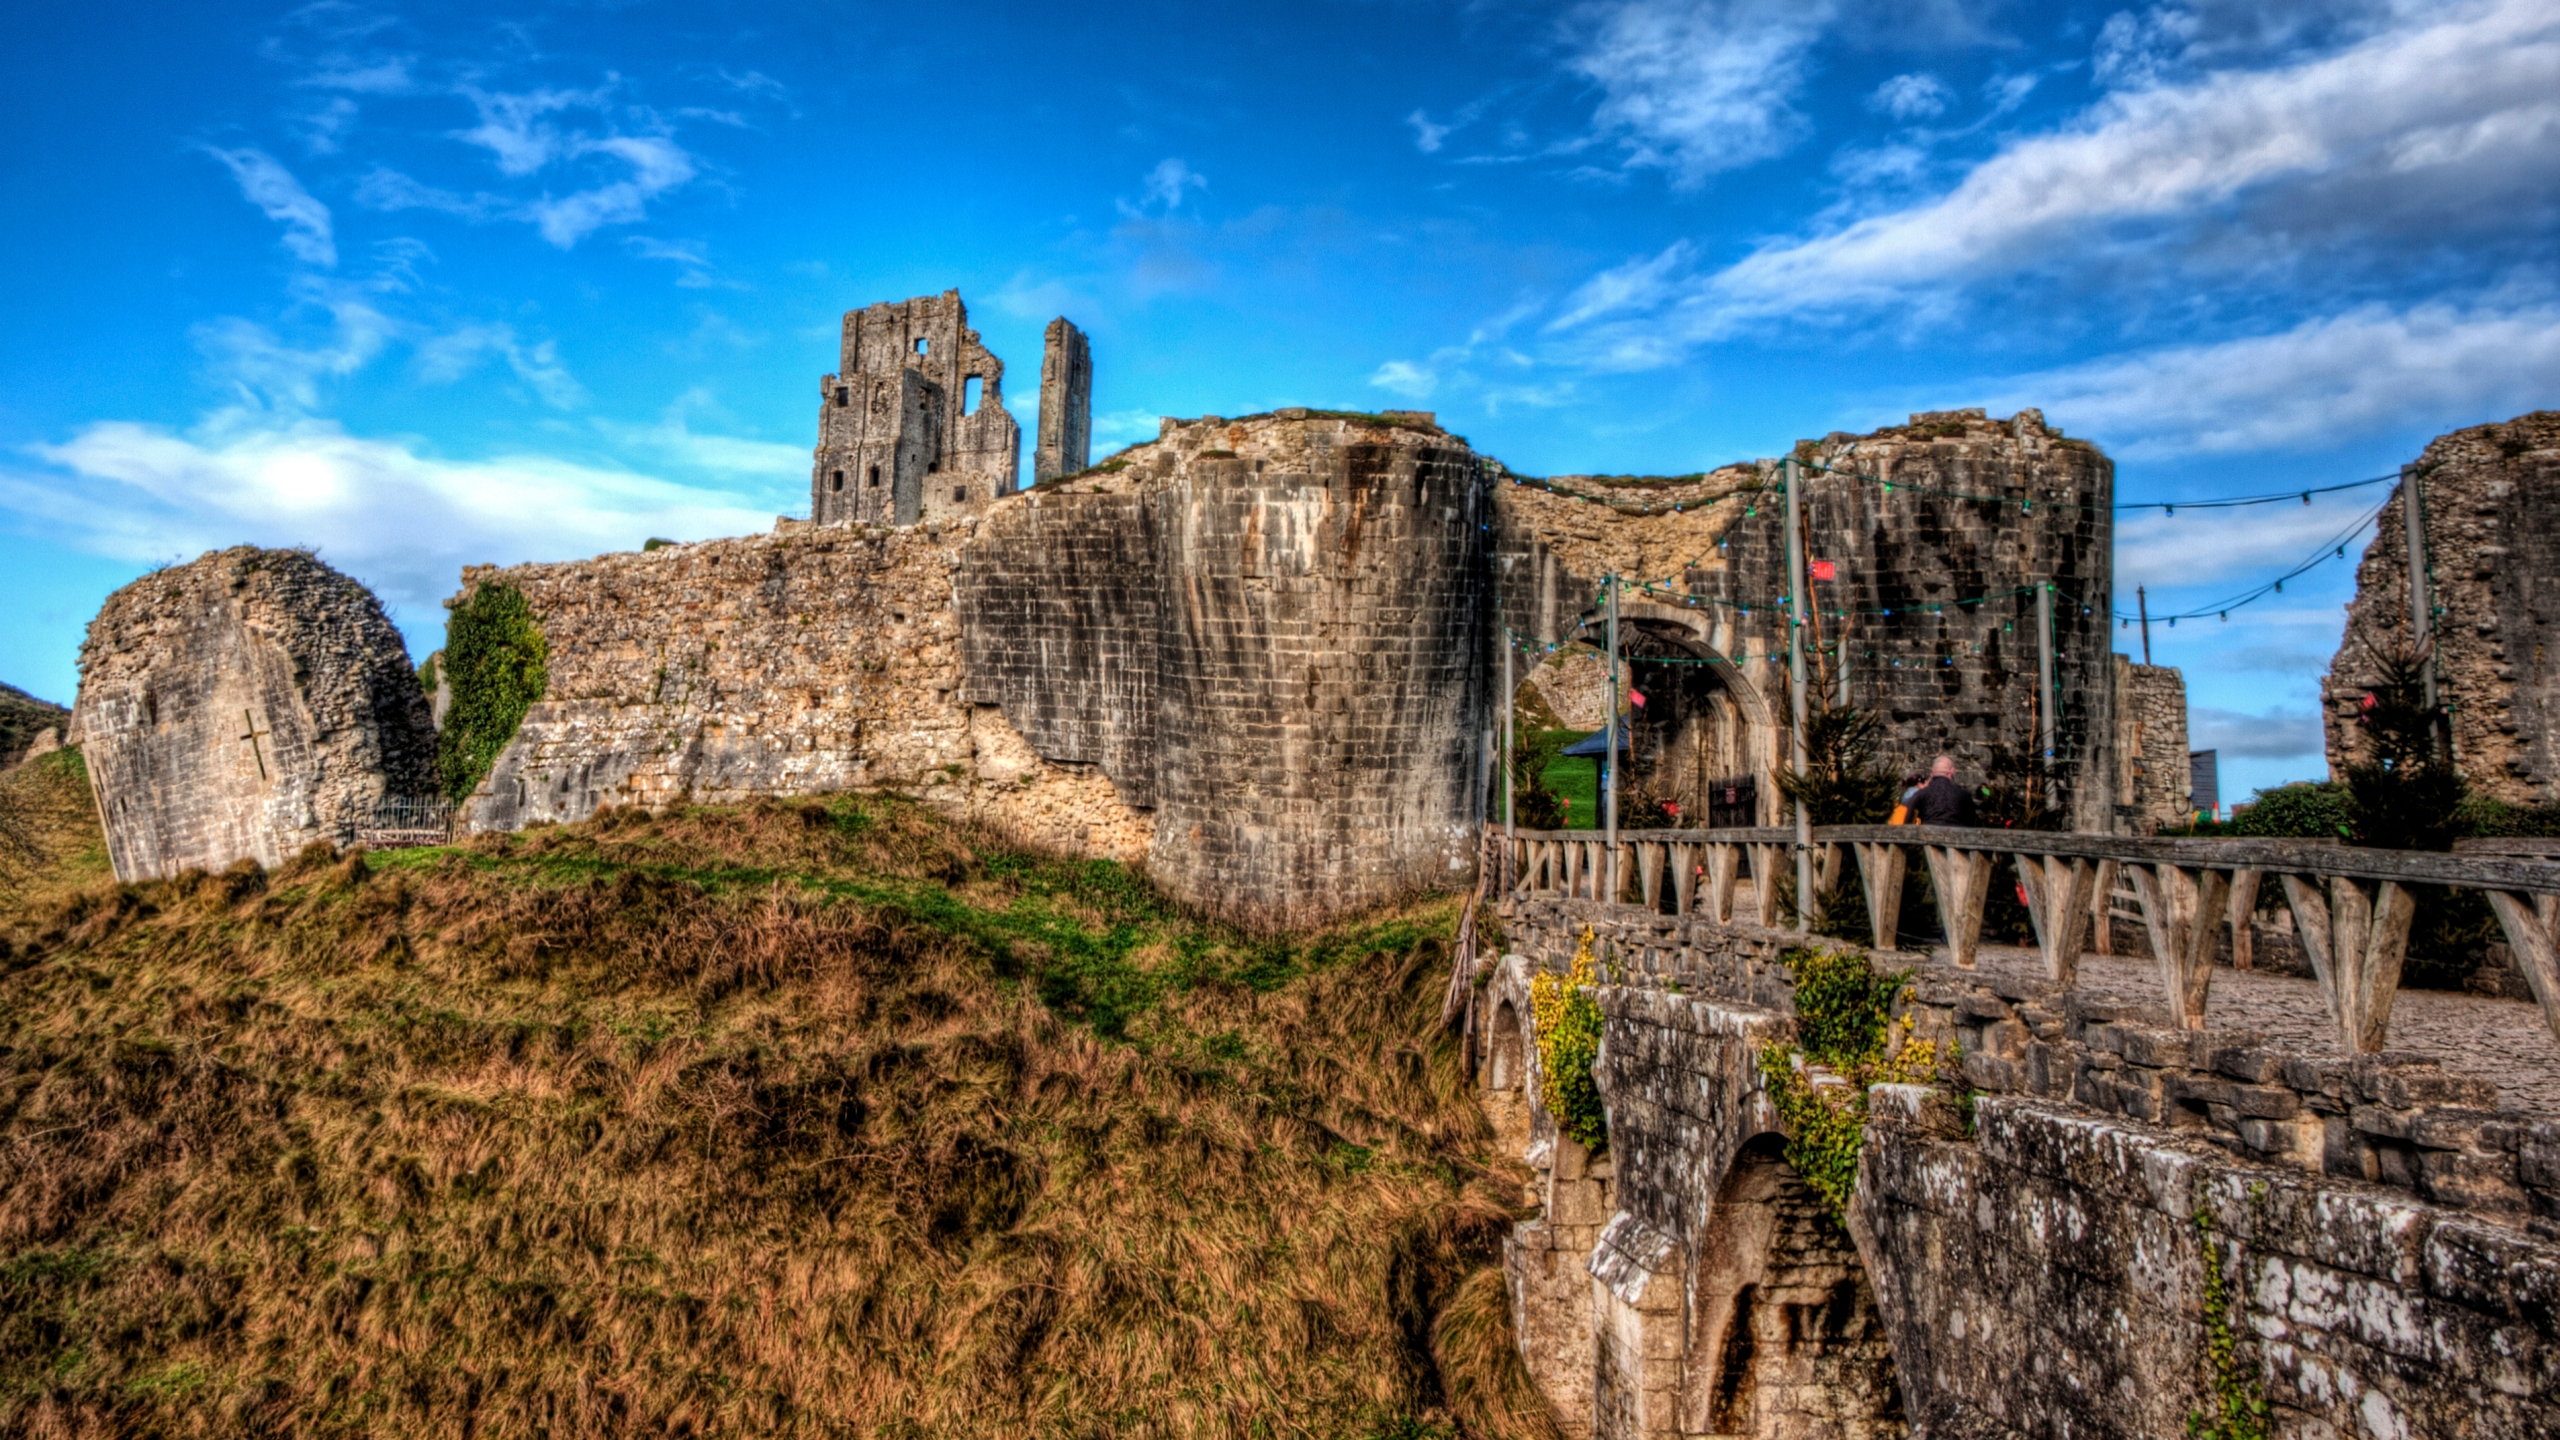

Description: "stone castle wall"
71 547 436 880
1492 409 2119 829
1033 317 1092 484
2326 411 2560 803
2114 655 2192 832
811 291 1022 529
453 521 1153 863
960 410 1494 925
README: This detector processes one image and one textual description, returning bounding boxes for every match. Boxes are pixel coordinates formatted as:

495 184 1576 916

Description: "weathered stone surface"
960 410 1494 925
1032 315 1092 485
811 290 1020 528
72 546 435 879
1492 408 2119 830
2326 411 2560 802
1487 897 2560 1437
2112 654 2191 832
450 523 1153 862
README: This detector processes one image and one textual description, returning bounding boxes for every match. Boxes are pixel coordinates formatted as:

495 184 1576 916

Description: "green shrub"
1531 929 1608 1152
2228 782 2352 840
437 584 549 803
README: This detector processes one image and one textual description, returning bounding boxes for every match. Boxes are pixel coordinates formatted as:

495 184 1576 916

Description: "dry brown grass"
0 794 1549 1438
0 749 110 925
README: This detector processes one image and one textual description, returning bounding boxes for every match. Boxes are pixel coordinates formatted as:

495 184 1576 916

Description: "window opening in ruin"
963 375 981 415
953 486 968 504
835 386 848 408
915 338 928 355
927 461 939 474
831 470 844 492
868 465 880 488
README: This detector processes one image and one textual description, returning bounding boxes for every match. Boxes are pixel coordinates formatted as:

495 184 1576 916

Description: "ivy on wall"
1531 927 1609 1152
1758 946 1950 1216
437 583 549 804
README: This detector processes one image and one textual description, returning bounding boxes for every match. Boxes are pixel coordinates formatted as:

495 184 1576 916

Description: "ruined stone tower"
2325 410 2560 802
72 547 437 879
811 291 1020 527
1033 317 1092 483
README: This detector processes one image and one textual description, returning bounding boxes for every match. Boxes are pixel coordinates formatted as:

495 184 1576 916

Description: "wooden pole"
1786 457 1810 933
2403 463 2441 758
2137 585 2151 666
2037 584 2058 766
1605 576 1620 898
1503 630 1515 841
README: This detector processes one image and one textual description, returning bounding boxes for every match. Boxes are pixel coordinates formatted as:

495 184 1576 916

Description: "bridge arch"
1683 1133 1905 1437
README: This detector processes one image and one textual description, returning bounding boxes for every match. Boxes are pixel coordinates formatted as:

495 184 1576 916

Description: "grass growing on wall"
0 794 1553 1438
436 583 548 804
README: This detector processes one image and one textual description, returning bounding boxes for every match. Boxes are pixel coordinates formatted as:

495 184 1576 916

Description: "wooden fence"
1489 824 2560 1054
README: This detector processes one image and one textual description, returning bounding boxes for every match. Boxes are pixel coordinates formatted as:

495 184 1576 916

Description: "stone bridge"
1476 894 2560 1439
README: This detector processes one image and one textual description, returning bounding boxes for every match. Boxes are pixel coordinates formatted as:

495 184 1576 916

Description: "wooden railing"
1491 824 2560 1053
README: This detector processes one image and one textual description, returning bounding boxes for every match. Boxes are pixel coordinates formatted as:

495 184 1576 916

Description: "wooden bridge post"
1852 842 1907 952
2134 864 2233 1030
1923 845 1995 969
1707 843 1742 924
2485 891 2560 1046
2014 853 2098 986
2281 874 2416 1053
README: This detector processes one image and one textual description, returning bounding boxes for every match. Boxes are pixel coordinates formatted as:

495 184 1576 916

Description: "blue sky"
4 0 2555 805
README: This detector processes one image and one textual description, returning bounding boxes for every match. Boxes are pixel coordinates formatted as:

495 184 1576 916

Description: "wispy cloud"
412 323 585 408
2191 704 2325 759
1131 158 1208 213
1993 297 2560 456
1870 73 1953 122
1565 0 1838 186
202 147 337 267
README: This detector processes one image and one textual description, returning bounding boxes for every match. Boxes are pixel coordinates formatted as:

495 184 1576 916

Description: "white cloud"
1138 158 1207 212
5 419 778 616
203 147 337 267
2112 498 2379 597
530 135 698 248
2093 6 2201 89
412 323 585 408
192 291 397 413
1870 73 1953 121
1716 0 2558 321
2191 704 2325 758
1565 0 1837 186
1090 408 1163 454
1996 298 2560 456
1409 109 1453 153
453 84 604 175
1368 360 1437 399
354 167 495 218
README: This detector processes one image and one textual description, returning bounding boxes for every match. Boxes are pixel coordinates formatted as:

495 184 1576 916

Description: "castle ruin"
811 291 1023 527
2326 411 2560 802
70 547 437 879
1033 316 1092 484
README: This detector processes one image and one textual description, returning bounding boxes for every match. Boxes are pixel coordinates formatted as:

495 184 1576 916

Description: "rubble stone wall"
1484 897 2560 1438
2326 411 2560 803
2114 655 2192 832
71 547 436 880
452 522 1153 863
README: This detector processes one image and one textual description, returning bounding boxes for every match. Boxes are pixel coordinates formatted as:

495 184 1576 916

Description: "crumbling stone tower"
811 290 1020 527
1033 317 1092 483
2325 410 2560 802
72 547 437 879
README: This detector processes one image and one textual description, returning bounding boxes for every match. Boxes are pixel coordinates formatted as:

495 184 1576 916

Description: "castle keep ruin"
2326 411 2560 802
71 547 437 880
811 291 1023 527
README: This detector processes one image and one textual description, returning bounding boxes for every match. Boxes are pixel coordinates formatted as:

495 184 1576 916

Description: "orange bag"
1887 804 1910 826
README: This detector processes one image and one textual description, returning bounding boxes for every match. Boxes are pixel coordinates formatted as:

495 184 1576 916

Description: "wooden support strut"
1706 843 1742 924
1638 842 1665 912
2014 853 2098 986
2485 891 2560 1047
1852 842 1907 952
2090 857 2120 956
2134 863 2233 1031
1667 842 1696 916
2281 874 2416 1054
1923 846 1995 970
2228 868 2262 971
1749 844 1785 928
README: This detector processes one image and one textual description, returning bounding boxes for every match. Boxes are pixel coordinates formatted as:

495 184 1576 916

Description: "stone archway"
1483 997 1534 1161
1614 601 1781 826
1684 1135 1905 1438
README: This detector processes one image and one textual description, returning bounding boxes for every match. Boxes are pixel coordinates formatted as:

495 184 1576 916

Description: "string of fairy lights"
1494 445 2397 659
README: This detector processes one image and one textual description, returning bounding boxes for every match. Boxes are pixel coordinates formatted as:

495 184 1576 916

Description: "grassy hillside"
0 748 110 918
0 795 1551 1439
0 683 71 768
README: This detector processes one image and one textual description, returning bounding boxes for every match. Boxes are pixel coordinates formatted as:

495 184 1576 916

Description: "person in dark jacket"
1910 754 1976 827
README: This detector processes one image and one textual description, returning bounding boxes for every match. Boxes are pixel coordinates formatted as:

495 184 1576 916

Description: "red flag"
1810 559 1837 581
1628 688 1645 707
